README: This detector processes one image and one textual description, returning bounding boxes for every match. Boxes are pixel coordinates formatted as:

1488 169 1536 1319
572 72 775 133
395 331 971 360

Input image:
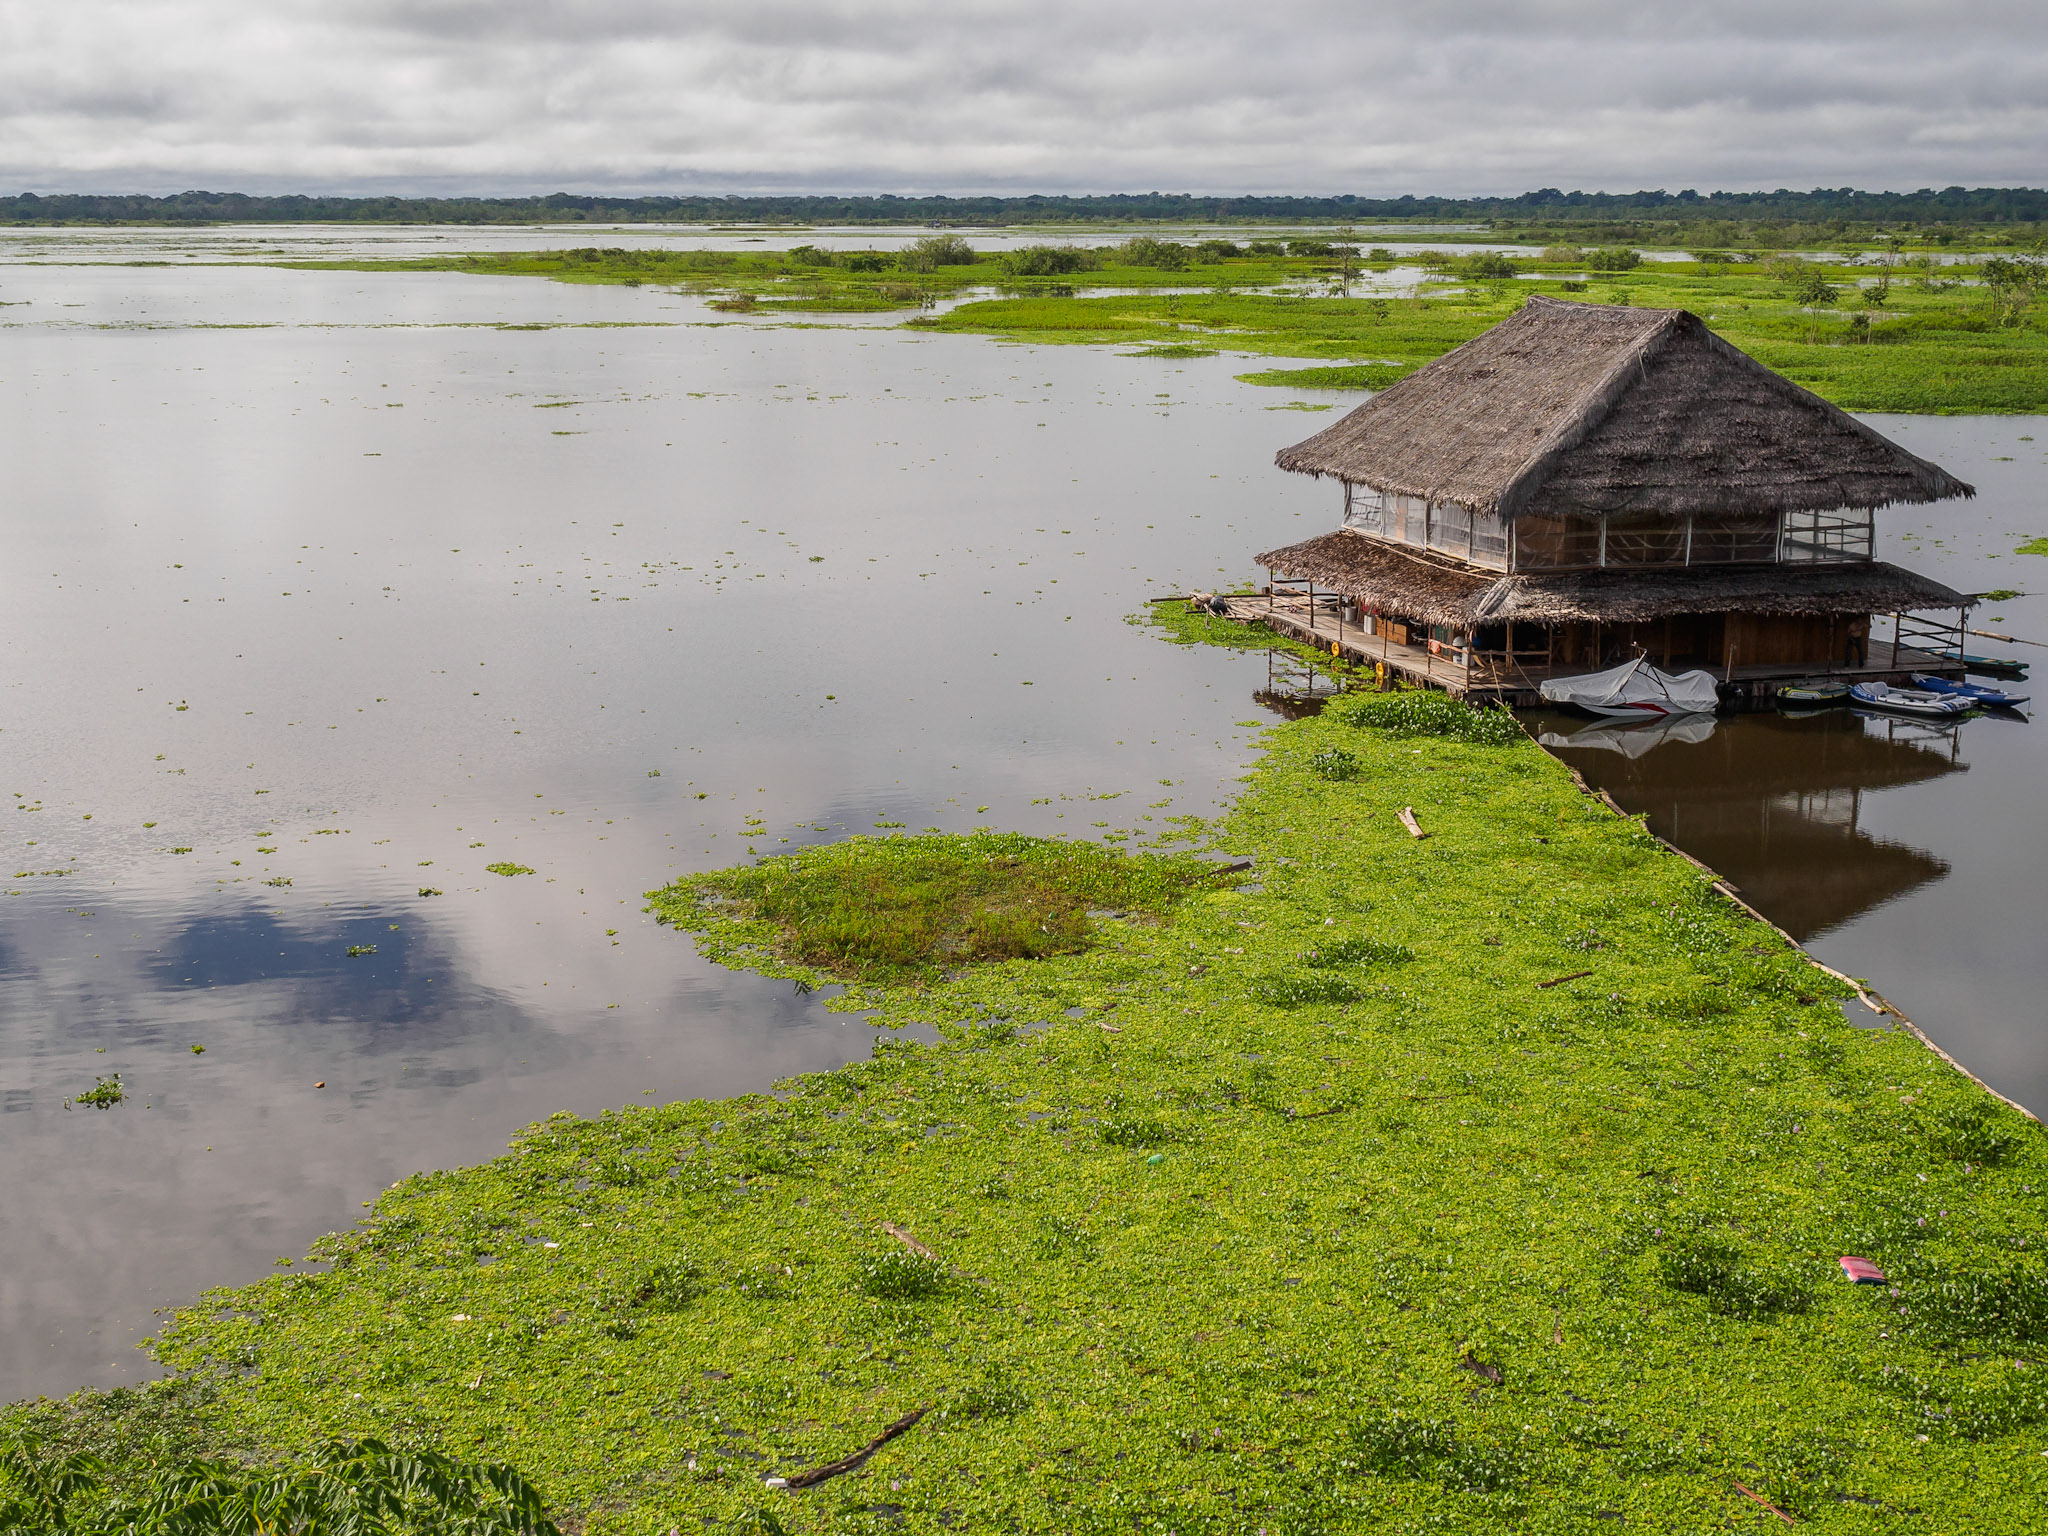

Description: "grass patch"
645 831 1211 984
19 619 2048 1532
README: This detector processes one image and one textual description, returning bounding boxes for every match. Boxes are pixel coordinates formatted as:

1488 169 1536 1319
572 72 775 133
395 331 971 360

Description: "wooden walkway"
1223 596 1963 707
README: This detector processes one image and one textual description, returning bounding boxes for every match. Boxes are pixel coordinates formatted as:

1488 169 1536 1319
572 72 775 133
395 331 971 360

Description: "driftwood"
1536 969 1595 989
1732 1480 1796 1525
1199 859 1255 880
1398 807 1426 839
881 1223 939 1262
779 1406 932 1490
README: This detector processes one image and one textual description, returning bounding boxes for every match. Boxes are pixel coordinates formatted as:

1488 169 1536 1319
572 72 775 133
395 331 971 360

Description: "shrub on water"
1461 252 1520 280
899 234 977 272
1286 239 1335 258
1247 972 1363 1008
1925 1098 2025 1165
1586 246 1642 271
1657 1232 1812 1319
856 1248 947 1300
1300 935 1412 968
999 245 1097 277
1109 236 1189 271
1308 746 1361 780
633 1258 705 1311
1331 689 1522 745
1097 1115 1186 1149
1193 239 1242 260
1902 1260 2048 1351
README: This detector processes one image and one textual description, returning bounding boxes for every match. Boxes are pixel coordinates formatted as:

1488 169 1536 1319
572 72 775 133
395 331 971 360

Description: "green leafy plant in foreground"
0 1434 559 1536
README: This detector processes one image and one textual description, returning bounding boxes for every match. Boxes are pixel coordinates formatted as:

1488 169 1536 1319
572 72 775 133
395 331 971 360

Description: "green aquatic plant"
646 831 1210 983
485 862 534 877
1331 687 1523 744
71 1075 124 1110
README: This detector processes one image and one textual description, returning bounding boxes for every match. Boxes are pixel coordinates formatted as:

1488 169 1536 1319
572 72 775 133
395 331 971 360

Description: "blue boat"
1928 649 2029 680
1910 673 2030 708
1849 681 1976 719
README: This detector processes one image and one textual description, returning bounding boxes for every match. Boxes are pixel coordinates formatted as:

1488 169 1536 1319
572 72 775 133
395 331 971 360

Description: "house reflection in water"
1537 709 1961 942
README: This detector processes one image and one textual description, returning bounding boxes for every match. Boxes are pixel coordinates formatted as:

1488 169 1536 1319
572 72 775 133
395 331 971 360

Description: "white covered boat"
1538 658 1721 719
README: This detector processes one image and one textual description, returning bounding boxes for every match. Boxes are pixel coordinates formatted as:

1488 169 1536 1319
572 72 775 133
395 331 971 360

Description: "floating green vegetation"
2017 537 2048 556
344 945 377 958
27 634 2048 1531
646 831 1213 985
0 1432 560 1536
1236 363 1416 390
71 1075 123 1110
484 862 535 877
299 240 2048 411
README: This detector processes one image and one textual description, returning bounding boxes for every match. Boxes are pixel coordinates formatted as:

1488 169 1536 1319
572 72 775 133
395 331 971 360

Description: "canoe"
1538 658 1720 718
1777 678 1851 704
1928 649 2029 680
1910 673 2030 708
1849 681 1976 719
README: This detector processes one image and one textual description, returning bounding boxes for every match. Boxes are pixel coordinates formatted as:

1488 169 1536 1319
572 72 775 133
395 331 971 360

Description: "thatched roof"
1275 296 1973 521
1256 528 1968 624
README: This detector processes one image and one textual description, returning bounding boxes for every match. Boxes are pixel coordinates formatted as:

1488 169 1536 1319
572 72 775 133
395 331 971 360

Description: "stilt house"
1255 296 1976 703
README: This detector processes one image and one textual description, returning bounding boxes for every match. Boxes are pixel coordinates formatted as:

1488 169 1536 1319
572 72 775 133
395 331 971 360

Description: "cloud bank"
2 0 2043 195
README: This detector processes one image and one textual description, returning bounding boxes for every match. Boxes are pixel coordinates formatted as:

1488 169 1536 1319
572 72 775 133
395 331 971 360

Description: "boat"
1538 658 1720 719
1928 649 2029 680
1910 673 2030 708
1777 678 1851 705
1848 681 1977 719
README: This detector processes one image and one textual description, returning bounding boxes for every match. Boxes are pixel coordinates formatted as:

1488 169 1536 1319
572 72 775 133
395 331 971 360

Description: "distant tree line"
4 186 2047 227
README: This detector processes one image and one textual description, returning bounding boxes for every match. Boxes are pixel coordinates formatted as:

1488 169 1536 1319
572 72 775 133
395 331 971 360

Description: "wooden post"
1597 517 1607 568
1893 610 1903 666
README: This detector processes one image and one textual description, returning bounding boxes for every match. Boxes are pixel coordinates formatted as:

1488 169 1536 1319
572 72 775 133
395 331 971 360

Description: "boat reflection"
1538 712 1719 758
1531 707 1963 941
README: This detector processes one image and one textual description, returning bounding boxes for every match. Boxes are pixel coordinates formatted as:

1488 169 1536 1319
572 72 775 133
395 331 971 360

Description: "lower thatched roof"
1255 529 1967 626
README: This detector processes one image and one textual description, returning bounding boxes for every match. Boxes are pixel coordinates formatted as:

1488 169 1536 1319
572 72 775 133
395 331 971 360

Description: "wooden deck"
1224 596 1965 706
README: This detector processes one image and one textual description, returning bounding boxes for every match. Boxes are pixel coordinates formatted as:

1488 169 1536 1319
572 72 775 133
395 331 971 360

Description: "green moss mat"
19 627 2046 1531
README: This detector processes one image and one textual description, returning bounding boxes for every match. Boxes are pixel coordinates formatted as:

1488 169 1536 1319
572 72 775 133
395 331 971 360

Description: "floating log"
1398 807 1426 839
779 1405 932 1490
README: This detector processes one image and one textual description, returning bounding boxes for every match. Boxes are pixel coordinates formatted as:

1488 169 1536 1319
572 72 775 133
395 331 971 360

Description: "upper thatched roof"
1257 528 1969 625
1275 296 1973 521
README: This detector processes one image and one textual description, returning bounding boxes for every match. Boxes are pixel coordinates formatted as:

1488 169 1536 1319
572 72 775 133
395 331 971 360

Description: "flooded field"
2 247 2044 1401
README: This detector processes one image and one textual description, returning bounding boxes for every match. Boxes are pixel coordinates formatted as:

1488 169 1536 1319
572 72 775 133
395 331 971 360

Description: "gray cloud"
1 1 2042 194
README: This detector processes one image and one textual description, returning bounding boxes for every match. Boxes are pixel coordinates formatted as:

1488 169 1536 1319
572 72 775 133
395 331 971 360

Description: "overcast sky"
3 0 2043 197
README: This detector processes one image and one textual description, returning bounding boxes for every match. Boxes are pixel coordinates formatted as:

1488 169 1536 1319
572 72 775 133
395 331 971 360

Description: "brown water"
2 251 2044 1402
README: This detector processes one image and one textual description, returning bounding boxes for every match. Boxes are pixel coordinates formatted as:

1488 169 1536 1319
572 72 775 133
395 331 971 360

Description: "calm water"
2 249 2044 1401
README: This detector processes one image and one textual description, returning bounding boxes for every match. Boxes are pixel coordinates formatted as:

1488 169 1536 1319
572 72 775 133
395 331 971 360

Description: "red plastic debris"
1839 1255 1886 1284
